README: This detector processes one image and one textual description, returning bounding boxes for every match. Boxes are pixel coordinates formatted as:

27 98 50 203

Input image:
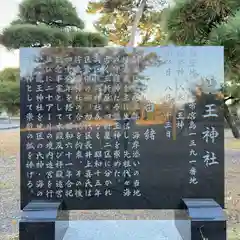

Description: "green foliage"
0 68 20 115
18 0 85 29
0 68 19 82
208 10 240 78
87 0 167 46
164 0 240 44
164 0 240 97
1 24 107 49
1 24 69 49
0 0 107 49
0 0 107 113
71 32 108 47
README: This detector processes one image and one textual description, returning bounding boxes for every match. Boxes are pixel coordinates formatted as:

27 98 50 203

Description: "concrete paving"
63 220 184 240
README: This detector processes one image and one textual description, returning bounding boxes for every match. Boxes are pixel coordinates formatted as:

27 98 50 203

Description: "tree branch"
127 0 146 47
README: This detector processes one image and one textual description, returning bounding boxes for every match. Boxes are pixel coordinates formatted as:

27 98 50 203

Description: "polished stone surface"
20 47 225 210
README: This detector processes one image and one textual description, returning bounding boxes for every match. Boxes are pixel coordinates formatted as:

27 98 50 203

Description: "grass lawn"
225 139 240 150
0 130 19 158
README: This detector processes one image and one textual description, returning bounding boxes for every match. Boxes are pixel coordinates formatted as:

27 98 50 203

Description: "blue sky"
20 46 224 103
143 46 224 102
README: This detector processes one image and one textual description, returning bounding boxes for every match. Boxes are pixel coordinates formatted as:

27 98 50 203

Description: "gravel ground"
0 130 239 239
0 156 20 238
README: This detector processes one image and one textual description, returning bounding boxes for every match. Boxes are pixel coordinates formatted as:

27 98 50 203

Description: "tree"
0 0 108 115
87 0 168 46
21 47 164 122
0 68 20 116
127 0 147 46
163 0 240 98
0 0 107 49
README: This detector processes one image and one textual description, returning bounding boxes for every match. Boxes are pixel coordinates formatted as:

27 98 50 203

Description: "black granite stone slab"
175 198 227 240
19 200 69 240
20 47 225 210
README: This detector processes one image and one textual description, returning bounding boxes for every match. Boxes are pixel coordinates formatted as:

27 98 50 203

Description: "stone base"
175 198 227 240
19 200 69 240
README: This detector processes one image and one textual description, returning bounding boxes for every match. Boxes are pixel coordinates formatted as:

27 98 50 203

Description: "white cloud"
0 0 99 70
0 48 19 70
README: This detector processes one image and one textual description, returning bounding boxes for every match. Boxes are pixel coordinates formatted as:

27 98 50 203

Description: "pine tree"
87 0 168 46
163 0 240 97
0 0 107 49
0 68 20 115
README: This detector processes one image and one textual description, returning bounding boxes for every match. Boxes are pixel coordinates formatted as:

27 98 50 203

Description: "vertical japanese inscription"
23 49 144 201
21 46 224 209
188 102 198 184
202 104 219 167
